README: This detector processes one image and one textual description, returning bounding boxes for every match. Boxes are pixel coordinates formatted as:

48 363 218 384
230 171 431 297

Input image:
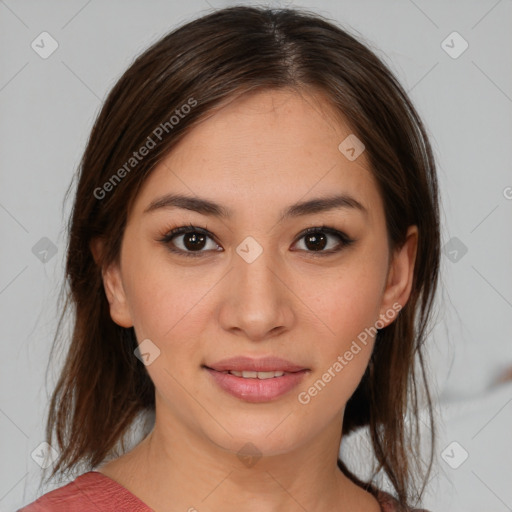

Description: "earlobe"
378 225 418 327
90 237 134 328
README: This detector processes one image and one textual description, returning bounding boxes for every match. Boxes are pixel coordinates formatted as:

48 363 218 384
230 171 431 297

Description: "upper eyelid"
162 224 346 239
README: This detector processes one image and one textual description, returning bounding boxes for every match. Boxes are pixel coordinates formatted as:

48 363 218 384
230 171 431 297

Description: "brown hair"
44 6 440 508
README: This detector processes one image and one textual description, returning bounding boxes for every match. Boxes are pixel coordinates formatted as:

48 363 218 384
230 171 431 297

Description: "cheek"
121 243 212 346
306 288 378 402
306 258 387 349
296 277 380 415
295 251 388 406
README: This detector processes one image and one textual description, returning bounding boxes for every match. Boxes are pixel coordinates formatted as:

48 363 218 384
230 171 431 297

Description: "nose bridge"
234 235 282 304
219 234 291 339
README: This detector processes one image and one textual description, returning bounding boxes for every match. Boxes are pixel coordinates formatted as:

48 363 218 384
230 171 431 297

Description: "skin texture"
92 88 418 512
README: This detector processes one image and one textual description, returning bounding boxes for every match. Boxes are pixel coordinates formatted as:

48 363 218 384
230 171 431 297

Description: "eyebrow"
143 193 367 221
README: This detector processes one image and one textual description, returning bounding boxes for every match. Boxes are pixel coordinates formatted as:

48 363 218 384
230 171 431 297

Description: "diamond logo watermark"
442 236 468 263
441 31 468 59
32 237 58 263
338 134 365 161
31 442 59 469
31 32 59 59
441 441 469 469
237 442 262 468
236 236 263 264
134 338 161 365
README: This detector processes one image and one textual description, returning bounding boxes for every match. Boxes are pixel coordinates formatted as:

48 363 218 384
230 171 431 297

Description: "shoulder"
17 472 110 512
374 489 431 512
17 471 153 512
17 471 100 512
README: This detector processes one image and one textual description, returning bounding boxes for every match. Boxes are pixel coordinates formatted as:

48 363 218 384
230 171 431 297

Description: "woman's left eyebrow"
143 193 368 220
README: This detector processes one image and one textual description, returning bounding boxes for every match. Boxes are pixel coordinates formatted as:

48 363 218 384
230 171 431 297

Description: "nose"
217 242 294 342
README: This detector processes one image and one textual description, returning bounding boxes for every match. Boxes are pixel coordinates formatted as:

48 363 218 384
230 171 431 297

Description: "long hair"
44 6 440 508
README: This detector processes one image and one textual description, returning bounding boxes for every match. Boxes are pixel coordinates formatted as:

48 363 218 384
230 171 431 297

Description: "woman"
18 5 439 511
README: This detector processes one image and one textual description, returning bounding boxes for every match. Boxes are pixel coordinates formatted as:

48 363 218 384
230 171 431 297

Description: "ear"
378 225 418 327
90 237 134 328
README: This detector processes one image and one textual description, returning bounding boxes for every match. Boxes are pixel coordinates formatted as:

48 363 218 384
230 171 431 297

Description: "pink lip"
205 356 308 373
205 367 308 403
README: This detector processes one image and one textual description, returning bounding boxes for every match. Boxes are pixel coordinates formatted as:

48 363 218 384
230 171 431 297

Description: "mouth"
203 365 309 403
204 368 296 379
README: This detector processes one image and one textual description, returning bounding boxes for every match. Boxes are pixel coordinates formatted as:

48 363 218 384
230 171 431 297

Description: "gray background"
1 0 511 510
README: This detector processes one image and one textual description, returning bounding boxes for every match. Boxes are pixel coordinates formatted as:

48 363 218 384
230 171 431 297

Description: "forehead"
130 88 384 224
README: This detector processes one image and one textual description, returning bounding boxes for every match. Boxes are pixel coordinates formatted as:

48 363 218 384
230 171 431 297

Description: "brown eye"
180 232 208 251
159 224 354 258
303 231 328 251
159 225 222 257
292 226 355 255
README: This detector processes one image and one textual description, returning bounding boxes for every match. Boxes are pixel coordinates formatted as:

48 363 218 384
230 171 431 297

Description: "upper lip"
205 356 308 373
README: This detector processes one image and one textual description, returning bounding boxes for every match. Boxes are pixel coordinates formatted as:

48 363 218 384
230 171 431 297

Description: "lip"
205 356 308 373
204 367 309 403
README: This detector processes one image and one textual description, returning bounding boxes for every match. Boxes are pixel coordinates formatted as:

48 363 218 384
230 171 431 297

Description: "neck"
99 409 380 512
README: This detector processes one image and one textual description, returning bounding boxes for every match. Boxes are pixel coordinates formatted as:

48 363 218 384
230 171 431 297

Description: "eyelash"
157 223 355 258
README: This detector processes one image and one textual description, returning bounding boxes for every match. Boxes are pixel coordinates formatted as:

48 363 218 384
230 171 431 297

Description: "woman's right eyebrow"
143 193 368 221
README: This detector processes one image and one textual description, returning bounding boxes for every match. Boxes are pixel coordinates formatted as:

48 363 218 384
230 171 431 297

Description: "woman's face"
99 88 416 459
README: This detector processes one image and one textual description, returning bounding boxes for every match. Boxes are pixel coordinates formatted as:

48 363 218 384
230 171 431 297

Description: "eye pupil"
304 232 327 251
184 232 207 251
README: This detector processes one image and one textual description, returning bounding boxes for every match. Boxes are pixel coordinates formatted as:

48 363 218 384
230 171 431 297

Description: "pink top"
17 471 429 511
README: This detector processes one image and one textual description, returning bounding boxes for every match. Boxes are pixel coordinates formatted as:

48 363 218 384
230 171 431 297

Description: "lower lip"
204 367 308 403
